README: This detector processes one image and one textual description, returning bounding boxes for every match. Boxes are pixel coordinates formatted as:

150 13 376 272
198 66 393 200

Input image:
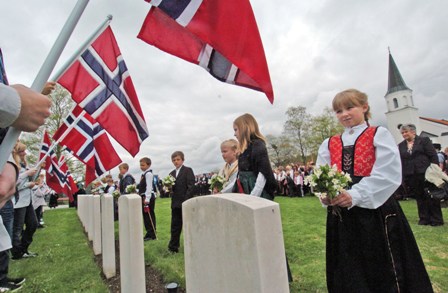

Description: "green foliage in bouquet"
112 190 120 200
208 174 225 192
125 184 137 194
162 175 176 188
305 164 351 200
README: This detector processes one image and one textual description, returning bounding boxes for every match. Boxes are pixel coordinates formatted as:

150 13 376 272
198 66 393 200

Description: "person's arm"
422 137 439 165
0 84 21 128
221 172 237 194
144 172 154 203
185 168 196 199
251 140 275 195
346 127 402 209
0 163 17 208
250 173 266 197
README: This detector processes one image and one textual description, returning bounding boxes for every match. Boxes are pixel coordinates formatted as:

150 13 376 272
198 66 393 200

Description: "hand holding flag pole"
0 0 90 171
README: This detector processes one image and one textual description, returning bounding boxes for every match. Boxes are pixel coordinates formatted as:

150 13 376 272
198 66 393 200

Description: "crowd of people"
0 47 53 291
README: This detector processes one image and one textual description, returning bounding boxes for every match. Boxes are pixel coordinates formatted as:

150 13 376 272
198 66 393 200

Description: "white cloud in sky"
2 0 447 180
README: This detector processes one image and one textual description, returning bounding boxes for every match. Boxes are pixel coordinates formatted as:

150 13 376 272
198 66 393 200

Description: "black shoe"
168 248 179 254
7 278 25 286
0 282 22 292
430 222 444 226
418 221 430 225
10 254 23 260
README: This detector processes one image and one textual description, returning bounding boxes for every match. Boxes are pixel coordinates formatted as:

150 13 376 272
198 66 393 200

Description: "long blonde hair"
12 141 27 167
233 113 266 153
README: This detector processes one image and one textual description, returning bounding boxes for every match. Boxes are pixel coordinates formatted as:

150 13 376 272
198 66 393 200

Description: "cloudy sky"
2 0 447 180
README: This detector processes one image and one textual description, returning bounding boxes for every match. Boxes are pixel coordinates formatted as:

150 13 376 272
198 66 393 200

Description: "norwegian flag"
46 155 78 202
138 0 274 103
57 26 149 156
53 105 122 186
39 131 57 174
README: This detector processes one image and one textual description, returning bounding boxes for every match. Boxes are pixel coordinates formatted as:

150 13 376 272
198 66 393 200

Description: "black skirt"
326 196 433 293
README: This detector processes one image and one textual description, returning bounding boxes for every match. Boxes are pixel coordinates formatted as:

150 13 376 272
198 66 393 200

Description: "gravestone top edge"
183 193 278 210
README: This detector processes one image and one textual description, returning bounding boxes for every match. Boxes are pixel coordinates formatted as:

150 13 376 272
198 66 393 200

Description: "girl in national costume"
316 89 433 293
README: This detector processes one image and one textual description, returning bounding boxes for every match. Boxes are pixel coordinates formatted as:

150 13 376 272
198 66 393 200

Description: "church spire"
386 49 411 95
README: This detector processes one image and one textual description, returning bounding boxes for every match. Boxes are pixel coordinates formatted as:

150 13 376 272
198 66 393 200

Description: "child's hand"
319 195 331 205
331 190 352 208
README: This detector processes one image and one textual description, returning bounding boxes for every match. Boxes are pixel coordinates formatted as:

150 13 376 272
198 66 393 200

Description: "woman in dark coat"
398 123 443 226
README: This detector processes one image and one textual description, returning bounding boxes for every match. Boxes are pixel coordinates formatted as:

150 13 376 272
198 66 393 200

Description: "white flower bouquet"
112 190 120 199
162 175 176 189
304 164 351 219
125 184 137 194
209 174 225 193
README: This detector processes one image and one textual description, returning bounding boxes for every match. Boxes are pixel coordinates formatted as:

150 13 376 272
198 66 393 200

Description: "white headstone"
92 195 102 255
118 194 146 293
87 195 94 241
183 194 290 293
101 194 116 278
77 194 87 227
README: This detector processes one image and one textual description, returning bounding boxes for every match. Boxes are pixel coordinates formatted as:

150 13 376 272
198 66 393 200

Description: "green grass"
9 197 448 292
9 208 109 292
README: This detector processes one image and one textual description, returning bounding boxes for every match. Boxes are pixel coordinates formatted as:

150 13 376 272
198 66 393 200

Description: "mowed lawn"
9 196 448 292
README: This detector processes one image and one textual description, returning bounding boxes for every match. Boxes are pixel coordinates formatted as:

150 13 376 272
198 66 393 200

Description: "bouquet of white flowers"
208 174 225 193
304 164 351 220
125 184 137 194
162 175 176 189
112 190 120 200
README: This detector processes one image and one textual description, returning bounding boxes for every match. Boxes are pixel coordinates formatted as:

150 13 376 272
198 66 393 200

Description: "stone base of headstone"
183 194 290 293
87 195 94 240
93 195 102 255
101 194 116 278
118 194 146 293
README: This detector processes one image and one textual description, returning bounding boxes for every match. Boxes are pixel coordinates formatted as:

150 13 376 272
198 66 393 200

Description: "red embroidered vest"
329 127 377 177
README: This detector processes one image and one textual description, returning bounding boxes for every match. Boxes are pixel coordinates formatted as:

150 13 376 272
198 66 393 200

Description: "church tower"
384 50 420 143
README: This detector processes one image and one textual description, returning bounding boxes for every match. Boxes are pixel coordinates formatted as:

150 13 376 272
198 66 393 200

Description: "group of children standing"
111 89 435 292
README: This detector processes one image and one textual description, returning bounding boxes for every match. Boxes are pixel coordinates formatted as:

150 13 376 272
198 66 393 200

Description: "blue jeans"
0 200 14 284
0 199 14 238
11 202 37 258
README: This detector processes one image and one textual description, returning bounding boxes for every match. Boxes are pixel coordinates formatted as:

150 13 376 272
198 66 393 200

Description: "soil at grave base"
92 239 187 293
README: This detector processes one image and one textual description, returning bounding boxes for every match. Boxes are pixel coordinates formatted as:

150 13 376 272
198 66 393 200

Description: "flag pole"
51 14 113 81
0 0 90 171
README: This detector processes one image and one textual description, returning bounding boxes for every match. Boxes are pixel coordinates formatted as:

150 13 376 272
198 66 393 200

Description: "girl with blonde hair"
317 89 433 292
215 139 239 194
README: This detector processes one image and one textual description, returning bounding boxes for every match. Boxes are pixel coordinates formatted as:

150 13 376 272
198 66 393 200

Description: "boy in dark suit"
118 163 135 194
168 151 195 253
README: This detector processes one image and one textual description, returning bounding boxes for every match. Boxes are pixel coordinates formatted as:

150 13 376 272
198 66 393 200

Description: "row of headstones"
77 194 145 292
77 193 290 293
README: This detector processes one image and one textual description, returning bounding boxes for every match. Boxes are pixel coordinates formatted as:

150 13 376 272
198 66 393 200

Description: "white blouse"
316 123 402 209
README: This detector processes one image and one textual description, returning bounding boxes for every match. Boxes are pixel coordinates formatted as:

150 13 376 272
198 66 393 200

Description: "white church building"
384 51 448 147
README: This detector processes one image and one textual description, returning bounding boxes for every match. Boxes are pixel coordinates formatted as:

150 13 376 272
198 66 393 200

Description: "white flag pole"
0 0 90 171
51 14 113 82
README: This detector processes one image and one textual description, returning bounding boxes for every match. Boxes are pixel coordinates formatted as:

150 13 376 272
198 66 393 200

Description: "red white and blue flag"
39 132 78 201
39 131 57 174
53 105 122 186
57 26 149 156
46 156 78 202
138 0 274 103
